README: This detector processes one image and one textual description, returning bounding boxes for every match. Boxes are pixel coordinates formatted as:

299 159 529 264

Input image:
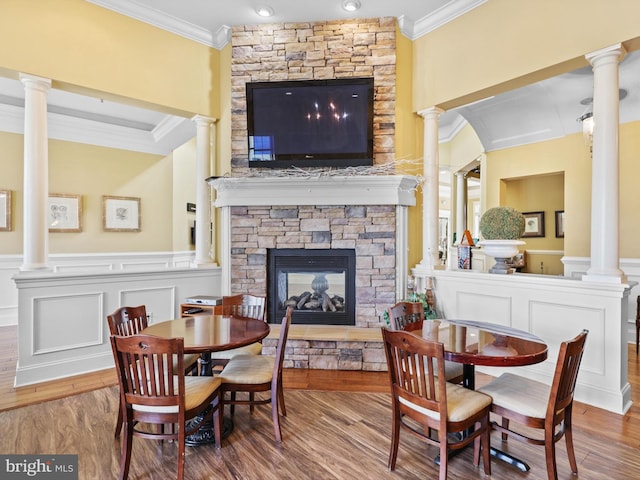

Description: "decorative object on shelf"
0 190 11 232
457 229 475 270
48 194 82 232
383 291 437 327
522 211 545 237
103 195 141 232
477 206 526 274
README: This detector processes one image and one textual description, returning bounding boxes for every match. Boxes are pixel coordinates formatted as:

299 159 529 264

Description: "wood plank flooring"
2 325 640 479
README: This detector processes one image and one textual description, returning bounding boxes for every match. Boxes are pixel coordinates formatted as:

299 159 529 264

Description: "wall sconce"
255 6 274 17
577 98 594 151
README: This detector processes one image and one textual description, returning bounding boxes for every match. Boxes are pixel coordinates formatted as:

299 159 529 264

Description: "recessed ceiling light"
255 6 274 17
342 0 361 12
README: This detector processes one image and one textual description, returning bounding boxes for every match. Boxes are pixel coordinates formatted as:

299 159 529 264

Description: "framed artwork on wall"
0 190 11 232
103 195 141 232
48 194 82 232
555 210 565 238
522 211 545 238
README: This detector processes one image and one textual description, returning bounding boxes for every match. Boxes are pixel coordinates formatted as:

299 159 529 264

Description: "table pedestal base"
185 407 234 447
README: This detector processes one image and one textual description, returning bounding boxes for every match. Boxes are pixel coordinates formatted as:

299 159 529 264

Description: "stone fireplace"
211 175 418 328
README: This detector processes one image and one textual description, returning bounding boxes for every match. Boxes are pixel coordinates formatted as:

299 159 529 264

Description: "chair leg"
388 409 400 470
230 392 236 416
564 408 578 474
249 392 255 414
636 318 639 355
213 394 223 449
114 402 123 439
481 418 491 475
119 418 133 480
501 417 510 442
544 423 559 480
271 390 282 443
438 432 448 480
177 424 185 480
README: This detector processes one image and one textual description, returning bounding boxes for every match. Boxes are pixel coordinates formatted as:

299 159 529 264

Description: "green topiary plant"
479 206 525 240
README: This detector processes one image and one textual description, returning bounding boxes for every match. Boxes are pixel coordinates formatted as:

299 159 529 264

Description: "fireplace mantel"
210 175 419 207
209 174 418 321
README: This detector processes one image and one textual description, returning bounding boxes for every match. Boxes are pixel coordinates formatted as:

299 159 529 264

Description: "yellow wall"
172 138 197 252
394 25 423 267
0 0 218 117
413 0 640 111
0 129 175 254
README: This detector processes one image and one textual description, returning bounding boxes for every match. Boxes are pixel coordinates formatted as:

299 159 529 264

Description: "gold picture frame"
48 194 82 232
0 190 11 232
103 195 141 232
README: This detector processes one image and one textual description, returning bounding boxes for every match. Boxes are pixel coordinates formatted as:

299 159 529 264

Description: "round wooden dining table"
142 314 270 374
141 314 270 445
419 318 548 472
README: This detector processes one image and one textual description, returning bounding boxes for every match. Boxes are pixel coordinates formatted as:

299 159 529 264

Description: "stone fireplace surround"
210 175 417 370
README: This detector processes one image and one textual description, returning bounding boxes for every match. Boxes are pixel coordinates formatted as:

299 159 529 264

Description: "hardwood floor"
2 325 640 479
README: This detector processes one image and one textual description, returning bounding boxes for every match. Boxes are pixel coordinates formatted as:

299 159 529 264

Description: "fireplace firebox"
267 249 356 325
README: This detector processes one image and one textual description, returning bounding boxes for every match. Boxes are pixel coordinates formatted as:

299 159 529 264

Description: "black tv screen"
246 78 374 169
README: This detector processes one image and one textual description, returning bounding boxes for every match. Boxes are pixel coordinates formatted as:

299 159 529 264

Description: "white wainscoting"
11 259 222 386
412 267 633 415
0 251 196 327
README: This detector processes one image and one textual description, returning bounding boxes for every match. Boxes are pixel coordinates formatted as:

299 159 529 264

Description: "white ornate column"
417 107 444 274
20 74 51 271
583 44 626 284
191 115 217 267
454 172 467 245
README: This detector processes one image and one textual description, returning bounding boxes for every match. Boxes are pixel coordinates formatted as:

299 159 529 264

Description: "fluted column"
20 74 51 271
454 172 467 245
192 115 217 267
417 107 444 274
583 44 626 284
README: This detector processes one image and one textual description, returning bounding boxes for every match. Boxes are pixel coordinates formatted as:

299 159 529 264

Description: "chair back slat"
382 328 446 419
387 301 424 332
107 306 149 336
222 294 266 321
111 334 184 410
548 329 588 417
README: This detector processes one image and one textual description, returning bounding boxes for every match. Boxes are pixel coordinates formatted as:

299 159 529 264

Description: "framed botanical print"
103 196 141 232
48 194 82 232
0 190 10 232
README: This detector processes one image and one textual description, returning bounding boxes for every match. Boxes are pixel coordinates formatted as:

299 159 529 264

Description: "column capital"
19 74 51 93
191 115 217 126
585 43 627 67
417 106 444 119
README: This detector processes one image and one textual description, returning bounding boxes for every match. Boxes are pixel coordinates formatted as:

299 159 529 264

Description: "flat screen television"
246 77 374 169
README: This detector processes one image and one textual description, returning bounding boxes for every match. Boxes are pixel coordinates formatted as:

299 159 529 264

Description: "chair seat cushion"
210 342 263 360
477 372 549 419
218 354 274 385
133 376 221 414
399 383 492 423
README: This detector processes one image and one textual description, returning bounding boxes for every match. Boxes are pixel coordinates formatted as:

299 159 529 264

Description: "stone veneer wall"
230 204 396 329
230 17 396 169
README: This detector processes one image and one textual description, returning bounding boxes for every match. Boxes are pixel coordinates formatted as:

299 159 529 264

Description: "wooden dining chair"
382 327 492 480
110 334 222 480
387 301 464 384
478 329 588 480
210 294 268 366
217 306 293 443
107 305 199 438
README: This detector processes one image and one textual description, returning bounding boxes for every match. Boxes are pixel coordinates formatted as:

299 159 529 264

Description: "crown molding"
403 0 487 40
86 0 221 48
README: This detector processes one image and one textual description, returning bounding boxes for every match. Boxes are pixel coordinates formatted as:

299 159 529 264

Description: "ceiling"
1 0 639 158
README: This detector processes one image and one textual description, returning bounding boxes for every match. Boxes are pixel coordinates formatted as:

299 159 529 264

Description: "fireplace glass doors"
267 249 356 325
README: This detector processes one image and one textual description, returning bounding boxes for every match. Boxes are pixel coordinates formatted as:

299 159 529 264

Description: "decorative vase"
478 240 526 274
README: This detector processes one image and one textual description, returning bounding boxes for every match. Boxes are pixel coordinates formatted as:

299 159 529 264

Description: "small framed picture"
0 190 11 232
103 195 141 232
48 194 82 232
522 211 545 238
555 210 565 238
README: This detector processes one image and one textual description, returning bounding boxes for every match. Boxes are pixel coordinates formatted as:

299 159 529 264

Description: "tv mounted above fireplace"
246 77 374 169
